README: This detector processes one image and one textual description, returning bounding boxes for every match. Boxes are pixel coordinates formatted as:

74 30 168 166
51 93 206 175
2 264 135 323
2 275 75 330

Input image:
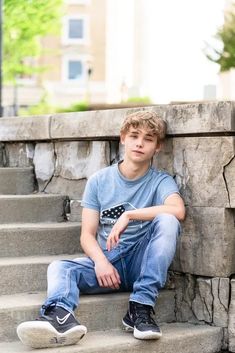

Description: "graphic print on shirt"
100 202 143 234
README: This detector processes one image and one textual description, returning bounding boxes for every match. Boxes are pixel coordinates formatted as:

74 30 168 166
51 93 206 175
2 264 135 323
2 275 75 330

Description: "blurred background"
2 0 235 116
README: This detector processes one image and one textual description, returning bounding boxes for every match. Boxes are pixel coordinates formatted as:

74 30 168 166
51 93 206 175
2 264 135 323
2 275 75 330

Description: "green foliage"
56 101 89 113
125 96 152 104
206 5 235 72
3 0 63 82
19 94 56 116
19 97 89 117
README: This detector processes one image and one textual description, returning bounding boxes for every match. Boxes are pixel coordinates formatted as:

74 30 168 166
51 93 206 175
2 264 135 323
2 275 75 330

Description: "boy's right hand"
94 258 121 290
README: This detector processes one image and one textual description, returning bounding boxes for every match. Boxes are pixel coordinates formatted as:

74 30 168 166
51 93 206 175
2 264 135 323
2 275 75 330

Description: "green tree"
206 5 235 72
3 0 63 83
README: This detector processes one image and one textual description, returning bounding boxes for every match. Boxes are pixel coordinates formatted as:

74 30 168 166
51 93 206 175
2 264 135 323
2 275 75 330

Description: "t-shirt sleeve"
155 174 180 205
81 175 100 211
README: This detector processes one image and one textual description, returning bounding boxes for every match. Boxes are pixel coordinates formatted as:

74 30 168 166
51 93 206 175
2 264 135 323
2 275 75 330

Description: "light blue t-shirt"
81 162 179 250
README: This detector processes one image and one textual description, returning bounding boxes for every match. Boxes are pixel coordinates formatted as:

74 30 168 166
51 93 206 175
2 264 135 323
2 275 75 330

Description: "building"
3 0 107 111
3 0 150 111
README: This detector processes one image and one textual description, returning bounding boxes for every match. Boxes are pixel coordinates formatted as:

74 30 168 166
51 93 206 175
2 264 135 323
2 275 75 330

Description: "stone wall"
0 101 234 349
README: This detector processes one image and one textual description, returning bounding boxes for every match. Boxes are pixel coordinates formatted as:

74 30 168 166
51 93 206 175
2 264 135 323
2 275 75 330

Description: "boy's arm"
80 208 121 289
106 193 185 251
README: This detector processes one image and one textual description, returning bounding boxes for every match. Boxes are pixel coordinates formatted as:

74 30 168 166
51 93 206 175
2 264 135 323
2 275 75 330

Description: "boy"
17 111 185 349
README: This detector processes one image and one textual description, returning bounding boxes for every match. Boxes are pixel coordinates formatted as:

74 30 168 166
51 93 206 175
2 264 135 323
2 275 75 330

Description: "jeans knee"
47 260 65 276
153 213 180 235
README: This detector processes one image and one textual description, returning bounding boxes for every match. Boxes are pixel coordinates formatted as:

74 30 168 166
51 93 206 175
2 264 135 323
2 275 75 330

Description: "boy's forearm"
125 204 185 222
80 232 108 264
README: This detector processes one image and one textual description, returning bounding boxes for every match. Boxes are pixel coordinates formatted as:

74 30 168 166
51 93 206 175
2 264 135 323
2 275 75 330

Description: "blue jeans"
42 214 180 314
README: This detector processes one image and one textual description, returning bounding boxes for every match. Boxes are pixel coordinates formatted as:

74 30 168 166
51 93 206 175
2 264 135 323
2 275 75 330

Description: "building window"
62 15 88 44
69 19 83 39
68 60 82 80
63 56 86 82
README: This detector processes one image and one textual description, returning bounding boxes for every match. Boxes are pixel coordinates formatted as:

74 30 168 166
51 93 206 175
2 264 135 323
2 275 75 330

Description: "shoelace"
135 305 157 325
35 305 56 321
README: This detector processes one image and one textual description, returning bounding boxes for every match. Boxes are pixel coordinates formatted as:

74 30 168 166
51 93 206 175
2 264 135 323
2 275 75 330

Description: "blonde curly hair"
120 111 167 144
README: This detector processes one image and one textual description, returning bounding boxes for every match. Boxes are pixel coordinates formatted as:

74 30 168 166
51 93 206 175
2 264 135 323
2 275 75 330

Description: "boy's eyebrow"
129 129 155 137
145 132 155 137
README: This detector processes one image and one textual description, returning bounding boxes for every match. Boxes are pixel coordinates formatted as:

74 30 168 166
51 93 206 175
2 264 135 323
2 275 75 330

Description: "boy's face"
120 126 161 164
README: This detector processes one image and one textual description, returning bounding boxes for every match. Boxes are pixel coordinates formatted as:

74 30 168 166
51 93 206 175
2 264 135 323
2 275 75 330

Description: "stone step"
0 324 223 353
0 253 80 295
0 222 82 257
0 290 175 342
0 194 68 223
0 167 35 195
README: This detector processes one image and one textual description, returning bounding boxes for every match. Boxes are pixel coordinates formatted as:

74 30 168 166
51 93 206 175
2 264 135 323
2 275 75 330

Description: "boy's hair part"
120 111 167 143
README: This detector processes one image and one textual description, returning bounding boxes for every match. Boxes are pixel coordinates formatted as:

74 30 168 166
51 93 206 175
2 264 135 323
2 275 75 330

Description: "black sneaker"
17 305 87 349
122 301 162 340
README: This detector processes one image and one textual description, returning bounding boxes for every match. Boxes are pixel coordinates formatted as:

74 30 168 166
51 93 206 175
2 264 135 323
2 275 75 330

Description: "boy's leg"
123 213 180 339
17 256 120 349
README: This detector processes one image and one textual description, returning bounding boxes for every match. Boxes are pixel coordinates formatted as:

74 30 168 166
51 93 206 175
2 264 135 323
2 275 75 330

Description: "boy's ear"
155 142 163 153
120 132 126 145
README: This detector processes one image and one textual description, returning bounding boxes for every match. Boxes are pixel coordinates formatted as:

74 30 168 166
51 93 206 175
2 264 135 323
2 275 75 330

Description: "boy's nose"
136 139 143 147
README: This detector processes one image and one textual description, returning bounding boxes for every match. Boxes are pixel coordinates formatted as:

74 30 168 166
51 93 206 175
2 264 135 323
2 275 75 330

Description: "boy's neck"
118 159 150 180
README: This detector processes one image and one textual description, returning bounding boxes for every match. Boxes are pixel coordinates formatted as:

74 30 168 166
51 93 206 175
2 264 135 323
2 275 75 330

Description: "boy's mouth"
132 150 144 154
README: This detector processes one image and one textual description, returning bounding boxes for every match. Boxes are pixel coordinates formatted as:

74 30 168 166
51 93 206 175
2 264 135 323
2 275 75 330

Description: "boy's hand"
94 258 121 289
106 212 130 251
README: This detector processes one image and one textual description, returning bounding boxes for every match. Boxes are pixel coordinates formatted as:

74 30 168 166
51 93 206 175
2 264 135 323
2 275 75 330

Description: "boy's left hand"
106 212 129 251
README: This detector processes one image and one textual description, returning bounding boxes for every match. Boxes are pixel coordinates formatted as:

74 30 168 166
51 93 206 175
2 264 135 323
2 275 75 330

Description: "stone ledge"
0 101 234 142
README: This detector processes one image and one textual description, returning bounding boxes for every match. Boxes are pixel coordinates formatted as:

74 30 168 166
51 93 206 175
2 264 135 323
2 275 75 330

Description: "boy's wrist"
124 210 133 221
122 210 130 220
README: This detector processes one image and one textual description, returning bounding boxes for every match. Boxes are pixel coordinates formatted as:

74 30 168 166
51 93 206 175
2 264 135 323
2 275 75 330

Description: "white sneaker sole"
122 319 162 340
134 327 162 340
17 321 87 349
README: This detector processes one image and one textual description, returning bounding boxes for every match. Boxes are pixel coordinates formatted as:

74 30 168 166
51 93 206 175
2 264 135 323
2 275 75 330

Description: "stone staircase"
0 167 224 353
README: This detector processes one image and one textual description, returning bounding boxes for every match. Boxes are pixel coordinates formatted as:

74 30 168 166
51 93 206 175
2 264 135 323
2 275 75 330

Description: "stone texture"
0 143 5 166
153 138 174 174
3 143 35 167
45 176 87 199
174 273 230 327
33 141 110 197
0 223 82 257
224 155 235 208
212 278 229 327
192 278 213 323
174 273 198 323
69 199 82 221
0 194 67 223
54 141 110 179
172 207 235 277
0 324 224 353
0 102 233 143
164 101 235 134
228 277 235 352
191 277 229 327
50 102 235 140
173 136 235 207
0 167 35 195
33 143 55 190
0 115 51 141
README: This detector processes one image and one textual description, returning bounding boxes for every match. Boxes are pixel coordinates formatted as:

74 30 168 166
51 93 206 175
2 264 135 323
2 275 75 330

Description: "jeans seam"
120 256 129 290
